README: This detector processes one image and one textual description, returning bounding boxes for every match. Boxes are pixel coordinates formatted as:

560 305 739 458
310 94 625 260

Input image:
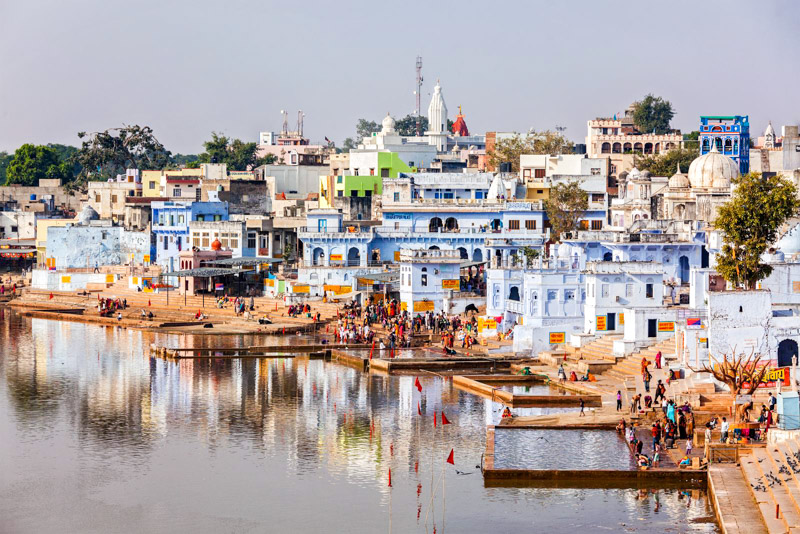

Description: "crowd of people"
98 296 126 317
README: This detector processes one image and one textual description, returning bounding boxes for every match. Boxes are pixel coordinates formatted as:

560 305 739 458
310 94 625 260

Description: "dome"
211 238 222 251
557 243 571 258
381 113 396 134
640 170 652 181
688 146 739 189
668 162 690 189
77 204 99 225
618 171 629 181
628 168 642 181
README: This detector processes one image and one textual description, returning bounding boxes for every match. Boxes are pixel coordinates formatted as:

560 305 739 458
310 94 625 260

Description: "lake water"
0 310 718 533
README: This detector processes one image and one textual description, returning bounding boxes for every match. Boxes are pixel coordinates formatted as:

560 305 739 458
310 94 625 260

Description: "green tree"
170 153 200 167
636 148 699 176
76 125 171 183
197 133 267 170
394 115 428 136
544 181 589 243
356 119 380 141
632 94 675 134
5 144 74 186
714 172 800 289
488 131 573 172
341 138 356 153
0 152 12 184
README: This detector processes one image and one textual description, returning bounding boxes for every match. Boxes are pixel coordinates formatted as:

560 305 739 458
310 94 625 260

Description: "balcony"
297 226 374 240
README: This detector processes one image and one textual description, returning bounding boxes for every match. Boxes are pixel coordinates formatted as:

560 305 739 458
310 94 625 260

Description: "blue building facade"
152 200 229 271
699 115 750 174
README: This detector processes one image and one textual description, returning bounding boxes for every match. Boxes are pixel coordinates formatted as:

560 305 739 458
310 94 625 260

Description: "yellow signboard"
330 254 343 262
619 313 624 326
658 321 675 332
484 320 497 330
414 300 435 312
394 251 401 262
549 332 566 344
292 285 310 294
596 315 607 331
401 302 408 311
264 279 275 287
143 255 150 263
61 275 71 283
324 285 351 295
442 279 460 290
105 274 115 283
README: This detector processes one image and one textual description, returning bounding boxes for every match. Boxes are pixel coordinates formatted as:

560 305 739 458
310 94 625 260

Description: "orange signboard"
596 315 607 331
330 254 343 262
442 279 459 290
414 301 435 312
292 285 310 294
658 321 675 332
549 332 566 344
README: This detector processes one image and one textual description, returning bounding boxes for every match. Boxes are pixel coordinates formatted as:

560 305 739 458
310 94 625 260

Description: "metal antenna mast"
280 110 288 135
297 110 304 137
415 56 423 135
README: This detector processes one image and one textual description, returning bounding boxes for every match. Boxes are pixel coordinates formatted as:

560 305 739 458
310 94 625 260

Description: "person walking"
720 417 729 443
558 364 567 384
643 370 651 393
655 350 662 369
579 398 585 417
704 424 712 459
616 390 622 411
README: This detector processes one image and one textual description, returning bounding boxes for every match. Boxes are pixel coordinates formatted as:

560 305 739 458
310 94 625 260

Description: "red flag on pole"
441 412 451 425
417 402 421 415
433 412 437 428
415 377 422 392
388 468 392 487
446 449 454 465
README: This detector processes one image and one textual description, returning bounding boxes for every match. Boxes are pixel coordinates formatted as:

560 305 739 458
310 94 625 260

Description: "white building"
399 248 462 315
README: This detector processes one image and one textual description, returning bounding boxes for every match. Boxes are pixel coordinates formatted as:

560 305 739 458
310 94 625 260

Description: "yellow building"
35 218 73 266
524 182 550 201
141 170 163 198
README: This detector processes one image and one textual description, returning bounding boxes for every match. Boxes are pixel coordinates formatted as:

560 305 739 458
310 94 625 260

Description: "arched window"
508 286 520 301
702 138 710 152
612 142 621 154
644 143 653 154
715 137 723 152
601 142 611 154
724 138 732 154
421 267 427 287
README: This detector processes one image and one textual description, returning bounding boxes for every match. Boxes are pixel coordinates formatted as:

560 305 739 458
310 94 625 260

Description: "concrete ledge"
483 468 707 488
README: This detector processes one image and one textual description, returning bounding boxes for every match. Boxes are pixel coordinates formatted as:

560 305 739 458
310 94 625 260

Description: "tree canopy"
544 181 589 243
198 133 271 170
76 125 171 182
5 144 75 186
632 94 675 135
356 119 380 142
714 172 800 289
488 131 573 172
636 148 699 176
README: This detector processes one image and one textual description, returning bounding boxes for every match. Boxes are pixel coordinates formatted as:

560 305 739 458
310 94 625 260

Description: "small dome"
77 204 99 225
557 243 571 258
381 113 396 134
211 238 222 251
628 168 641 181
668 162 690 189
640 170 652 181
688 146 739 189
618 171 629 181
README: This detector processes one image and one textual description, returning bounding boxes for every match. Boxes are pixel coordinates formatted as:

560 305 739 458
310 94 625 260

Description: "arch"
654 142 661 154
472 248 483 262
711 126 723 132
312 247 325 266
702 138 710 152
673 204 686 220
508 286 521 301
603 252 613 261
428 245 440 251
664 142 673 151
601 142 611 154
490 218 502 231
429 217 443 232
612 142 622 154
445 217 459 232
644 142 653 154
724 138 733 154
457 247 468 259
623 142 632 153
715 137 723 152
633 142 643 154
347 247 361 266
678 255 690 284
778 339 798 368
529 291 538 315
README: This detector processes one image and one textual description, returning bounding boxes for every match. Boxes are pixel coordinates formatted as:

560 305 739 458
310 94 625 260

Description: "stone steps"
740 439 800 533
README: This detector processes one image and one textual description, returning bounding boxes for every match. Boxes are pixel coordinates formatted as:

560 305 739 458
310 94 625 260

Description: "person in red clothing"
655 350 662 369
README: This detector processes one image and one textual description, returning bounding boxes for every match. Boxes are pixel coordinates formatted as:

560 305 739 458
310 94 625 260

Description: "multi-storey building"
699 115 750 174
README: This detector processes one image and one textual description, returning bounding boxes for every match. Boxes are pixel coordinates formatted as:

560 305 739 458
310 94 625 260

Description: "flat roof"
357 272 399 282
161 267 251 277
202 257 283 266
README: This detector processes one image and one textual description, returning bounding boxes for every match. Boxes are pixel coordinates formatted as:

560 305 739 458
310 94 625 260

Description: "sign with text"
596 315 607 331
264 278 275 286
686 318 703 329
658 321 675 332
329 254 343 262
549 332 566 344
442 279 460 290
414 300 435 312
292 285 310 294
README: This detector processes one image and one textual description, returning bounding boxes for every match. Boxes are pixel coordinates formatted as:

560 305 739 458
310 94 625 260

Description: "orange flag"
441 411 451 425
446 449 454 465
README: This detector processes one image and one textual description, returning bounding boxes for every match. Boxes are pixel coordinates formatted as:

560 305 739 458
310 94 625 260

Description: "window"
590 167 600 175
201 232 209 248
95 195 101 203
421 267 427 287
508 220 520 230
534 169 546 179
408 162 414 168
646 283 654 298
579 220 589 230
591 220 603 230
369 168 375 176
214 215 221 221
173 188 181 197
525 220 536 230
393 192 400 202
591 194 605 203
364 190 372 197
163 237 168 250
178 215 184 224
11 225 17 233
354 169 359 176
230 237 238 249
350 190 358 197
337 190 344 197
149 181 157 190
537 189 544 194
111 195 118 203
625 284 633 297
247 234 257 249
601 284 609 298
192 234 200 247
220 233 229 248
523 169 531 179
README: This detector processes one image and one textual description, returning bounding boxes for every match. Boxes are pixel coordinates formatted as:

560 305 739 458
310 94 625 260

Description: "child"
686 438 693 456
653 444 661 467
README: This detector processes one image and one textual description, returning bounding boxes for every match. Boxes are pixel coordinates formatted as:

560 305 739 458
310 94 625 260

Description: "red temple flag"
446 449 454 465
417 402 422 415
441 412 451 425
415 377 422 392
388 468 392 487
433 412 437 428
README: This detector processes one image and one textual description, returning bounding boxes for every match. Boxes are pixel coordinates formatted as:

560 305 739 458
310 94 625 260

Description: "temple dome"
668 162 690 189
451 106 469 137
688 146 739 189
211 238 222 251
628 168 641 181
381 113 396 134
77 204 99 225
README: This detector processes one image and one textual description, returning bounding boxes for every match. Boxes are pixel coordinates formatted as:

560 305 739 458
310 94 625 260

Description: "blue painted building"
699 115 750 174
152 200 229 272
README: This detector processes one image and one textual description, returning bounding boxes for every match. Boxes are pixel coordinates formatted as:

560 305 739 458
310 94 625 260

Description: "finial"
677 162 681 174
458 105 462 115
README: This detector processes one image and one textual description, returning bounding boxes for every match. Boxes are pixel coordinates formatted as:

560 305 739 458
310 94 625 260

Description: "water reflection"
0 310 718 533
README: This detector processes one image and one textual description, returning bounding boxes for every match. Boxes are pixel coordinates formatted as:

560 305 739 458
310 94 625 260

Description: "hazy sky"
1 0 798 154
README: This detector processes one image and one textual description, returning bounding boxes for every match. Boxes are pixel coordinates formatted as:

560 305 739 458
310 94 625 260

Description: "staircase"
739 439 800 532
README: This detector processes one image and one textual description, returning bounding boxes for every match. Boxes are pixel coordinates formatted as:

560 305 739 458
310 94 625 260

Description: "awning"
161 267 253 277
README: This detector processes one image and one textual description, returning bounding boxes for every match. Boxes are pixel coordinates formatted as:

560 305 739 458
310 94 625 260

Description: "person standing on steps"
579 398 585 417
616 390 622 411
655 350 662 369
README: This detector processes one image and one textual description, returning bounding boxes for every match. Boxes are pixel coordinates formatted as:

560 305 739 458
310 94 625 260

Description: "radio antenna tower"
415 56 423 135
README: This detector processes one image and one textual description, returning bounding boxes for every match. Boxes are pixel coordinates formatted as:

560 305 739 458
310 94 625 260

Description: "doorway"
607 313 616 331
647 319 657 338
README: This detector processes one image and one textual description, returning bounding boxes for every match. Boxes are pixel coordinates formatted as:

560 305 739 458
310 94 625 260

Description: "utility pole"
415 56 423 136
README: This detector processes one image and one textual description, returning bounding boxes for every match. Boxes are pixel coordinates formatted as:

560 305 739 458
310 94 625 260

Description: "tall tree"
5 144 74 186
197 133 268 170
714 172 800 289
394 115 428 137
488 131 573 172
356 119 380 142
0 151 12 184
76 125 171 182
632 94 675 134
544 181 589 243
636 148 699 176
